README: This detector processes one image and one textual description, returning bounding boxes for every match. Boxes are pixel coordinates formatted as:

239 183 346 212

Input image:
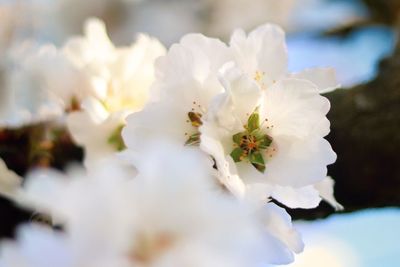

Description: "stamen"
184 111 203 146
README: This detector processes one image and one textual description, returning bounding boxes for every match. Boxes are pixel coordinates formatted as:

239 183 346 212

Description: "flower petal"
230 24 288 86
271 185 322 209
314 176 344 211
289 67 340 94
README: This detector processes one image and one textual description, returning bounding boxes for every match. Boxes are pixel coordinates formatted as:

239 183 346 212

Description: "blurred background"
0 0 399 266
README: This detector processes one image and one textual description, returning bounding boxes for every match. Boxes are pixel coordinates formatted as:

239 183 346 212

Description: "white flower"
12 140 301 266
0 41 88 128
122 33 231 151
63 18 166 113
200 63 337 208
65 18 165 168
0 158 22 199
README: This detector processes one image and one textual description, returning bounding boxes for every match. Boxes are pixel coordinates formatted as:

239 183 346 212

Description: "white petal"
200 123 246 198
290 67 340 94
80 97 109 122
230 24 288 85
263 78 331 139
0 42 81 127
271 185 322 209
314 176 344 211
263 136 337 187
67 109 124 169
122 100 193 152
0 225 73 267
83 18 115 60
155 33 230 102
244 183 274 205
18 168 68 217
217 62 262 124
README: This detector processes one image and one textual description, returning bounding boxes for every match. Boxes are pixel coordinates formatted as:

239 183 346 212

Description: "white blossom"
65 18 165 168
200 63 336 207
123 24 338 208
0 10 343 266
0 41 88 128
122 33 231 151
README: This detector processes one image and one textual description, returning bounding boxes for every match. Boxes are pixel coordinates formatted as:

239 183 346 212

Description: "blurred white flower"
10 141 301 266
63 18 166 113
64 18 165 168
0 41 88 128
66 98 127 169
0 158 22 199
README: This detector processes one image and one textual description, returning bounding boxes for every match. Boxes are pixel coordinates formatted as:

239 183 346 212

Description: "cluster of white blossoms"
0 18 342 267
123 24 341 209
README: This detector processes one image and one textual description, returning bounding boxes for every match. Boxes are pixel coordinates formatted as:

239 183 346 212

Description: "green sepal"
232 132 244 145
185 132 201 146
249 151 266 173
247 108 260 132
251 129 264 139
230 147 245 162
258 134 273 149
108 125 126 151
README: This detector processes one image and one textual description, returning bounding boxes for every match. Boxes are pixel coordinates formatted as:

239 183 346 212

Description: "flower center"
230 108 273 173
